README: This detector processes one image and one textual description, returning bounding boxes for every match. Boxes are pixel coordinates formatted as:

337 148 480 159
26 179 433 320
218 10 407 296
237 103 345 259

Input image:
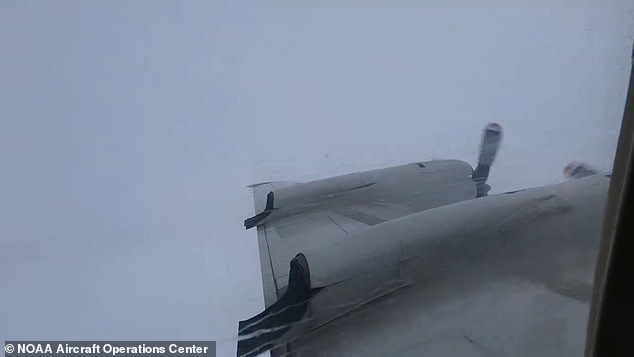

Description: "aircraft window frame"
585 42 634 357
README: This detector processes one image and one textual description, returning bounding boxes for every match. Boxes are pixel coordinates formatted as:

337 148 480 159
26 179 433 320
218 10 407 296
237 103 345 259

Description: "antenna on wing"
473 123 503 197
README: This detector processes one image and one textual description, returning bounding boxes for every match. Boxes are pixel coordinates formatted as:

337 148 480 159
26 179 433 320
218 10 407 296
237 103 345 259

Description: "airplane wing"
239 172 608 357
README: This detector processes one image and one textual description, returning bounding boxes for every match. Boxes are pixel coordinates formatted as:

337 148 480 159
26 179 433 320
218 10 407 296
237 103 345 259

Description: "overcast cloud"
1 2 633 356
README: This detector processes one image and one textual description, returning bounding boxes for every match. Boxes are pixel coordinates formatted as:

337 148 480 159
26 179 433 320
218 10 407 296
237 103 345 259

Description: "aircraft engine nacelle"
244 160 477 229
244 173 368 229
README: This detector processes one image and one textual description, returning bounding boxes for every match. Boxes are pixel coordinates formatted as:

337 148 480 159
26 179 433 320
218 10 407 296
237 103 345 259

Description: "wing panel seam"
262 224 280 299
327 215 349 234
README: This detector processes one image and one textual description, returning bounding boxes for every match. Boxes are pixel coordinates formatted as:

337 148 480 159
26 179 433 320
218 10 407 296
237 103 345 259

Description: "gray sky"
1 2 633 356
